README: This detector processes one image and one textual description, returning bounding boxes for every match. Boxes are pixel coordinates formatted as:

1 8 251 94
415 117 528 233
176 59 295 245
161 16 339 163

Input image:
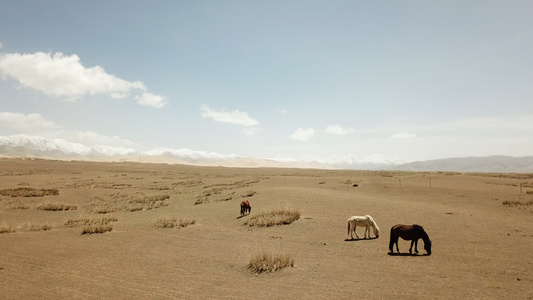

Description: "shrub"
245 208 300 227
249 249 295 273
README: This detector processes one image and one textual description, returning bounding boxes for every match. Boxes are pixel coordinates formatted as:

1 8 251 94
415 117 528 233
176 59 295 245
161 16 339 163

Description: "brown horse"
240 200 251 216
389 224 432 255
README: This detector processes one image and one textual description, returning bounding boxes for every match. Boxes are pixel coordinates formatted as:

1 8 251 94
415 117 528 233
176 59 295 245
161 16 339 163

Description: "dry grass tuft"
249 249 295 273
242 190 257 198
0 221 16 233
0 187 59 197
91 206 118 214
65 215 118 227
502 200 533 207
37 203 78 211
245 208 300 227
153 216 196 228
6 201 30 209
127 194 170 211
81 225 113 234
18 222 52 231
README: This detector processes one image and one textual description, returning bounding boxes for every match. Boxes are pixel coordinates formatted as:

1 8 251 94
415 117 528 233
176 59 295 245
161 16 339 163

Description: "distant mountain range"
1 134 532 172
393 155 533 173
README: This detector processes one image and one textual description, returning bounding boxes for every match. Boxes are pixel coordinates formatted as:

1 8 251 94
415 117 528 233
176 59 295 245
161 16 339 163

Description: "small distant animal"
389 224 432 255
347 215 380 239
240 200 251 216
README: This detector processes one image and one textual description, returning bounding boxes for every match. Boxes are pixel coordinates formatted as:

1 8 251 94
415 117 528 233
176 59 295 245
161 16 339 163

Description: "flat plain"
0 158 532 299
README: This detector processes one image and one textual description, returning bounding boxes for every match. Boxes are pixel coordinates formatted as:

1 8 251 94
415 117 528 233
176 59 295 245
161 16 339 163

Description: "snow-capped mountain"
0 135 238 162
2 135 531 172
318 154 408 169
0 134 401 168
145 147 239 162
0 135 143 158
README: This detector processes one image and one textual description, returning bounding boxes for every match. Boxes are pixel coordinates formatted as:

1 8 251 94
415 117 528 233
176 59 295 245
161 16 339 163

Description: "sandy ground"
0 158 532 299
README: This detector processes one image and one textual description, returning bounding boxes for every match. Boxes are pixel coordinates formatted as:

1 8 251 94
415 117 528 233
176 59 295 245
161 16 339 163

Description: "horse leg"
414 239 419 253
409 240 414 254
354 225 360 239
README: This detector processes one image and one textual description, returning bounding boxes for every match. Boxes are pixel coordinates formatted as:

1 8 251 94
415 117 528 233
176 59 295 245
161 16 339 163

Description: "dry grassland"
0 158 532 299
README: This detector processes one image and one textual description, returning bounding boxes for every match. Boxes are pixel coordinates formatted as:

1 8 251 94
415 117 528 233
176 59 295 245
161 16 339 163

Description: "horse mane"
414 224 431 244
368 215 379 230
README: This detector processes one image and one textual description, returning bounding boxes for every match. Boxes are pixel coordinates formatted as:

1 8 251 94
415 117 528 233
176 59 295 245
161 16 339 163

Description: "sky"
0 1 532 163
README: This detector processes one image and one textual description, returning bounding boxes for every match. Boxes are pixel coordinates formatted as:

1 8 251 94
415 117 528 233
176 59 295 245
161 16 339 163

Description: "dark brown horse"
240 200 251 216
389 224 432 255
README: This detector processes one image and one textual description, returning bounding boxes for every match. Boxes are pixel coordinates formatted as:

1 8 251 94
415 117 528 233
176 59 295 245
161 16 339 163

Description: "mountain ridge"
1 134 532 172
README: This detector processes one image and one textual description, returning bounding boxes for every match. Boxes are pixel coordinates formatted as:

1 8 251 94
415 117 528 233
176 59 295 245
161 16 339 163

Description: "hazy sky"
1 1 532 162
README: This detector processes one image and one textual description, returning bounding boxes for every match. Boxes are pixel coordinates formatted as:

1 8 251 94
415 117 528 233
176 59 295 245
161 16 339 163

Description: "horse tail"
347 219 351 235
389 226 396 252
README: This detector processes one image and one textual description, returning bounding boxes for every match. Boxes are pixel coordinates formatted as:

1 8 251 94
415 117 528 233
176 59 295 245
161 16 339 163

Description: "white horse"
347 215 380 239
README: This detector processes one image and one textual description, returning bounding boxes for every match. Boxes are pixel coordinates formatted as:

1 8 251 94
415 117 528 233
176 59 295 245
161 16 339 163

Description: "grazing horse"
389 224 432 255
240 200 251 216
347 215 380 239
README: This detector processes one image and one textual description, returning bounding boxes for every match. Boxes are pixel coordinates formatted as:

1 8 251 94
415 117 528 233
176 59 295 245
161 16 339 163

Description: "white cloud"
0 112 62 132
0 111 137 148
59 130 138 148
136 92 167 108
390 132 416 139
280 109 289 115
201 104 259 126
289 127 315 141
0 51 166 106
325 124 354 135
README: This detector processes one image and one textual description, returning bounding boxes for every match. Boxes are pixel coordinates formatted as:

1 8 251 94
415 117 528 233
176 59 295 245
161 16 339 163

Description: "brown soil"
0 158 532 299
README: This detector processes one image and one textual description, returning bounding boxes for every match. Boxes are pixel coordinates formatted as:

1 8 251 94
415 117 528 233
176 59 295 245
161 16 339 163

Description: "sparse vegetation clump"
91 205 118 214
245 208 300 227
502 200 533 207
65 215 118 227
249 249 295 273
81 225 113 234
153 216 196 228
242 190 256 198
6 201 30 209
127 194 170 211
18 222 52 231
37 203 78 211
0 187 59 197
0 221 16 233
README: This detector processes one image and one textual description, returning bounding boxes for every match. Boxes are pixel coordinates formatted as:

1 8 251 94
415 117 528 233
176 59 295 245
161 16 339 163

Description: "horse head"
424 240 432 255
373 226 379 238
